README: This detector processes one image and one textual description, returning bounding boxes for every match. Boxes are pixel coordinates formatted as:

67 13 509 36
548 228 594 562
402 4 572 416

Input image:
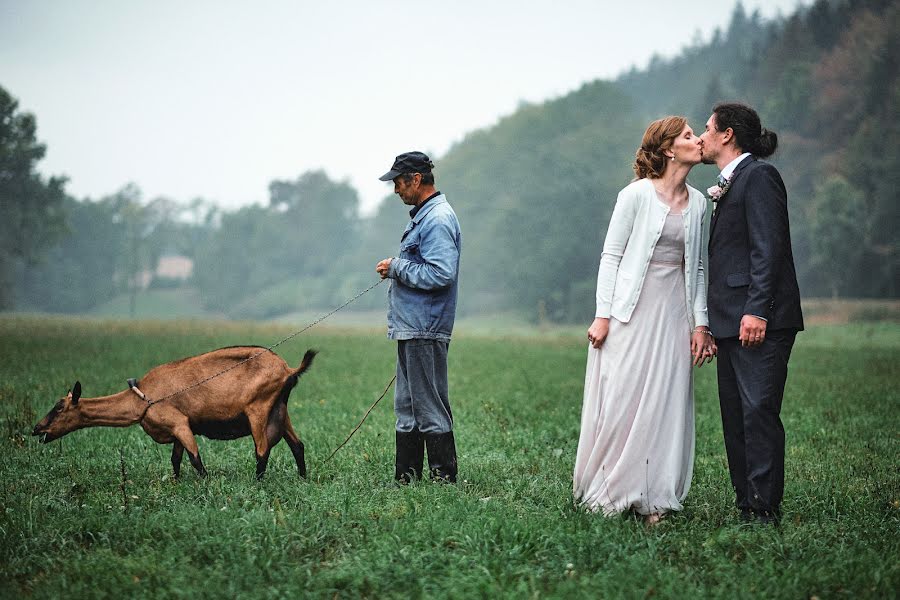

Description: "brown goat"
32 347 316 479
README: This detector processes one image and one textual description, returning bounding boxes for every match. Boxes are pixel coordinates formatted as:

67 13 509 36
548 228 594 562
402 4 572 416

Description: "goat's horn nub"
126 378 146 400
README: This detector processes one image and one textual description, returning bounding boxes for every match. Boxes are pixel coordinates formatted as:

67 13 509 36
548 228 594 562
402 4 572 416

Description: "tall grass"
0 316 897 598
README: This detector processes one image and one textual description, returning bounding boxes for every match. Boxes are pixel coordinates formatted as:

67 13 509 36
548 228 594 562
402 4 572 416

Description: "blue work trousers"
394 339 453 434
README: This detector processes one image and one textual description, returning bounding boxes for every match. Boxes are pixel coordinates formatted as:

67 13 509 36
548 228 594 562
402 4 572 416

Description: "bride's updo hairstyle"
712 102 778 158
633 116 687 180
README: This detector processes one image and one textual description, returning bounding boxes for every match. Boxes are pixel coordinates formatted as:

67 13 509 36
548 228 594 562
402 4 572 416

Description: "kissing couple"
573 102 805 526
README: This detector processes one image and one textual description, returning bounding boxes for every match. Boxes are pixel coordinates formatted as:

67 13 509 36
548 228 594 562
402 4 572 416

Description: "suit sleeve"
743 164 789 320
595 189 637 318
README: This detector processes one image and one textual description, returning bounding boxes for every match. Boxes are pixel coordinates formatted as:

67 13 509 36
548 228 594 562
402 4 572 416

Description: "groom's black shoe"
740 507 781 526
755 509 781 526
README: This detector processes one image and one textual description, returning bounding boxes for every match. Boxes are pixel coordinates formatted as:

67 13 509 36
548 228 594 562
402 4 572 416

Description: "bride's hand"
692 329 716 367
587 318 610 349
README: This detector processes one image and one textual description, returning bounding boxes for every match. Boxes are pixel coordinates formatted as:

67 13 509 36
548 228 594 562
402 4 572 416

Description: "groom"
699 103 804 524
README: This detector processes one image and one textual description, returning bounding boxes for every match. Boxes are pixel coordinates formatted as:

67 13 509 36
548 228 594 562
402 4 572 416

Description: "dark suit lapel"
729 154 756 184
710 155 757 237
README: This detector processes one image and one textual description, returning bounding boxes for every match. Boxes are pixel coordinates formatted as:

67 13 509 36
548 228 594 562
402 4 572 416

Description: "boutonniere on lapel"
707 173 732 214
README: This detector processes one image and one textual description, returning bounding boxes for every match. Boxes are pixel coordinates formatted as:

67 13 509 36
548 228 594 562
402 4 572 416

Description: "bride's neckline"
647 179 690 214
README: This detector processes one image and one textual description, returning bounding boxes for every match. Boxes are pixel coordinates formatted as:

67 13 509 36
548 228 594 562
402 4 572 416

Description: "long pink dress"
573 212 695 515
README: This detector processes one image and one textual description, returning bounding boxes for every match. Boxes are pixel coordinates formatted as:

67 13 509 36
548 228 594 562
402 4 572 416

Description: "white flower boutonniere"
706 173 734 215
707 174 732 211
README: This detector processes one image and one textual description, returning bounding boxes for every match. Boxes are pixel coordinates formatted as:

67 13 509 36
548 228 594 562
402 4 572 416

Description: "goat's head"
32 382 83 443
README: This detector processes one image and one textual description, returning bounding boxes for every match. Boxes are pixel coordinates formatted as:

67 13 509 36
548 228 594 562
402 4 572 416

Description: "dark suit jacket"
707 156 804 338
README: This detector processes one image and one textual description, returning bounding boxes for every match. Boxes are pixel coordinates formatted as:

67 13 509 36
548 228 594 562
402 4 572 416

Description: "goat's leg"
257 416 287 481
173 425 207 478
171 441 185 479
283 413 306 478
248 410 272 480
254 448 271 480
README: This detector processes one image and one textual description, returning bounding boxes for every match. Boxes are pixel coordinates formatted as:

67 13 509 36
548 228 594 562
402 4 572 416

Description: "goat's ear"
72 381 82 405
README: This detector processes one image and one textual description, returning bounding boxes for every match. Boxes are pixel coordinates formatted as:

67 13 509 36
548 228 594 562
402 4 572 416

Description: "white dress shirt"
720 152 751 181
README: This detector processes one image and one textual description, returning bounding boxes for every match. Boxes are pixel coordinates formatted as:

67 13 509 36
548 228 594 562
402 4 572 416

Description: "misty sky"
1 0 803 215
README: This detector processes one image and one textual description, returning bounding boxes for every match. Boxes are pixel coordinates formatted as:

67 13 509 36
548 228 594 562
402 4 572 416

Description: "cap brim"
378 170 402 182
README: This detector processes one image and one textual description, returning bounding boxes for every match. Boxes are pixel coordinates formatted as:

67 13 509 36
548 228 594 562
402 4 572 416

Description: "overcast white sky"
1 0 803 215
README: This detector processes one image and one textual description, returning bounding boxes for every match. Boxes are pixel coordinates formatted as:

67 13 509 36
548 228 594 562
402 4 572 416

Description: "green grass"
0 316 897 598
86 288 217 319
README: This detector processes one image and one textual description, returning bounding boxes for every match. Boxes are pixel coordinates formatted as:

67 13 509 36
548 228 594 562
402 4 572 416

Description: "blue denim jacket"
386 195 461 341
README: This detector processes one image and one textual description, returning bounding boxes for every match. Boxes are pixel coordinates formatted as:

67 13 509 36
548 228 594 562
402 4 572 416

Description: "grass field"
0 315 897 598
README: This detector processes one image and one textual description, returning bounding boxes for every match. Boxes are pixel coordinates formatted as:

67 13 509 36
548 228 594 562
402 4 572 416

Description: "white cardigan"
595 178 709 329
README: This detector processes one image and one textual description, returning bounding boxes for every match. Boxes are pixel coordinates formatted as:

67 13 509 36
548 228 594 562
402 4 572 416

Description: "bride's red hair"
633 116 687 180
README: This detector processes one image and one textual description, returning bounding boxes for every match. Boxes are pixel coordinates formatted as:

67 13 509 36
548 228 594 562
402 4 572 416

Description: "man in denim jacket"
375 151 462 483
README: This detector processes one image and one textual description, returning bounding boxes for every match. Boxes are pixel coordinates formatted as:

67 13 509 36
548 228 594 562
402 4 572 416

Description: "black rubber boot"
425 431 458 483
395 430 424 484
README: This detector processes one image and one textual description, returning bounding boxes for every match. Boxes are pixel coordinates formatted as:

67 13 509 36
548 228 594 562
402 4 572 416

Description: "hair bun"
755 128 778 158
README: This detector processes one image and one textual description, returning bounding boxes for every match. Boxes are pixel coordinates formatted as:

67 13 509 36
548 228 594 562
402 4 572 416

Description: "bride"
572 116 716 524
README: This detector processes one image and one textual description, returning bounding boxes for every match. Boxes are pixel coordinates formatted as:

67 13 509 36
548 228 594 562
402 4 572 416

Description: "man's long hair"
712 102 777 158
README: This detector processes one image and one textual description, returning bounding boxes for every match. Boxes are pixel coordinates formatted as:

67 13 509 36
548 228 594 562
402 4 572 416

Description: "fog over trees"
5 0 898 321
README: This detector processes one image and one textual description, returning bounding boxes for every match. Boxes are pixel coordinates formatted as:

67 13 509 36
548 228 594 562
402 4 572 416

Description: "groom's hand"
739 315 767 348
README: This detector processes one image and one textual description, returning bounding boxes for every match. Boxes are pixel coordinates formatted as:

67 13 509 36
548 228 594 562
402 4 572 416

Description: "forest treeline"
4 0 898 321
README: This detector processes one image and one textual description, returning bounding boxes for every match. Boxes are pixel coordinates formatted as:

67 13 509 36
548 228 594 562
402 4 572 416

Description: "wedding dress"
573 212 695 515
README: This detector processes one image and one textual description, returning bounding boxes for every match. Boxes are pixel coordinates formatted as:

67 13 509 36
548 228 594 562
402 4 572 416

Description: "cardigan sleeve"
692 191 710 327
595 187 637 318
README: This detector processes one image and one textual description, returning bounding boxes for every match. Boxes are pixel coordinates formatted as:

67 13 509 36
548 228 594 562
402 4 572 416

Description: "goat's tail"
293 349 317 378
280 349 317 404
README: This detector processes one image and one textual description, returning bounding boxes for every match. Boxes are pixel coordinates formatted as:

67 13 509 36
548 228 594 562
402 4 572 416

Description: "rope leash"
130 278 386 412
323 374 396 463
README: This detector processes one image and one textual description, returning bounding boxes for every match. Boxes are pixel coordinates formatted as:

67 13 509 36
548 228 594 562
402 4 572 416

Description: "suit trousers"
716 330 796 514
394 339 453 434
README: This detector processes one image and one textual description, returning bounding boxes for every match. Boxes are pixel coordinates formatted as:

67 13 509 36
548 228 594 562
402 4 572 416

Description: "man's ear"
722 127 735 145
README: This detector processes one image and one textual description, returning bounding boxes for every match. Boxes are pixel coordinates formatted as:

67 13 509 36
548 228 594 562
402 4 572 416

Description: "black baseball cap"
378 151 435 181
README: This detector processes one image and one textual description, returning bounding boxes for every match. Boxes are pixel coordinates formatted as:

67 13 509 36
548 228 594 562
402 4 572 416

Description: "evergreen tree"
0 86 67 309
